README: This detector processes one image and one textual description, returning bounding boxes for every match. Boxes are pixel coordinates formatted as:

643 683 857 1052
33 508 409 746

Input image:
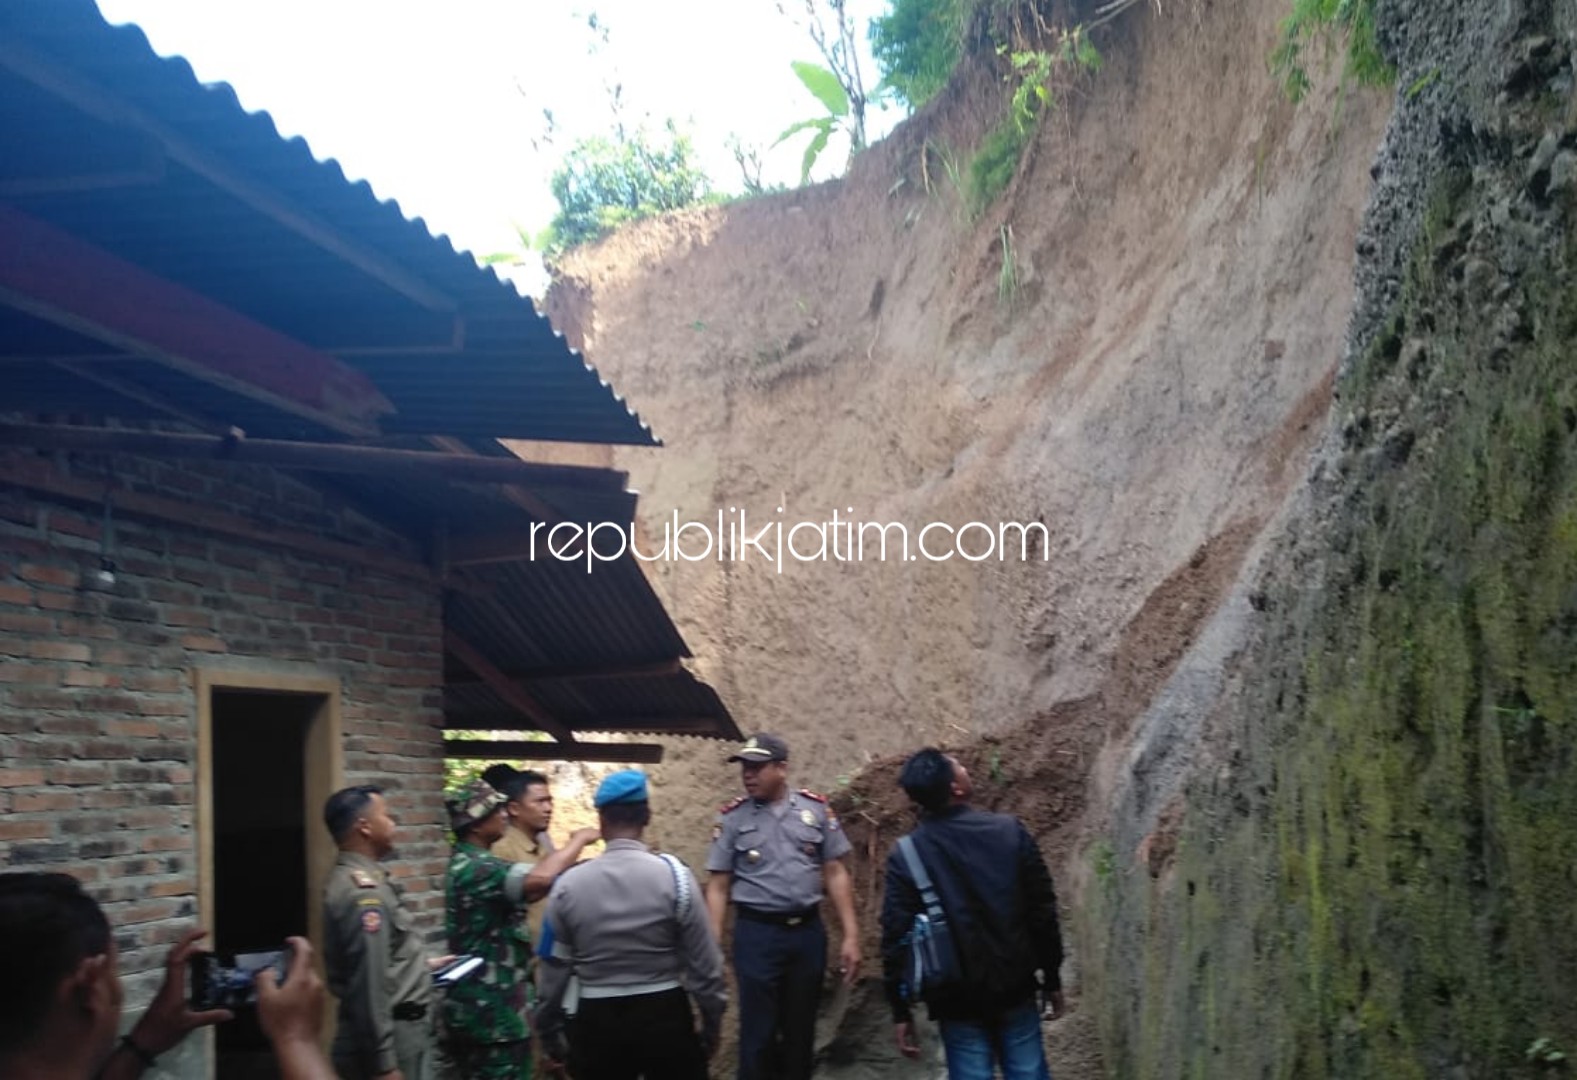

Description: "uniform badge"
351 870 378 889
361 908 383 934
712 823 723 842
800 809 817 826
746 849 762 864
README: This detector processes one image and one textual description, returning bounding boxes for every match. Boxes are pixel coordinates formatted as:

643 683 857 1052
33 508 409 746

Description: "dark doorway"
210 689 319 1076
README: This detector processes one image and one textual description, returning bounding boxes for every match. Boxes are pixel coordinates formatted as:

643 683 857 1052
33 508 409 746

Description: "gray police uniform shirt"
323 851 432 1076
705 790 851 912
538 838 727 1033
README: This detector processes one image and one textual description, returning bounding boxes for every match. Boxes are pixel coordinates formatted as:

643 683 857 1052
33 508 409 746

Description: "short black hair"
0 873 112 1056
483 766 549 802
323 784 382 843
480 764 520 797
898 748 955 813
598 802 651 830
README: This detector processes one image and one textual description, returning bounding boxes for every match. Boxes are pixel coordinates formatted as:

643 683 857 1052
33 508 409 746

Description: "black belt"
392 1002 428 1021
735 904 820 927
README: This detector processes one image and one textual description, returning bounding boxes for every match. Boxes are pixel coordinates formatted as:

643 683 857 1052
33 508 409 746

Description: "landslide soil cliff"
542 0 1390 1074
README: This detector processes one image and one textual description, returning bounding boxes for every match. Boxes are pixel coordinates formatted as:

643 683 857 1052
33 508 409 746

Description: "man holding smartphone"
322 784 438 1080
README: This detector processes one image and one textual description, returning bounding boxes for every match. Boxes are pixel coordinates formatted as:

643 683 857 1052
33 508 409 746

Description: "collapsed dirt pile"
543 0 1391 1074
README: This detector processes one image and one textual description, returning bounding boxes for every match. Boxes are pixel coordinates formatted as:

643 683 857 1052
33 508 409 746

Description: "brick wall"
0 453 449 1011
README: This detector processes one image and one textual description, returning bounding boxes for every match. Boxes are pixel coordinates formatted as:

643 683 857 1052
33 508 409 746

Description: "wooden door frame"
192 668 343 1066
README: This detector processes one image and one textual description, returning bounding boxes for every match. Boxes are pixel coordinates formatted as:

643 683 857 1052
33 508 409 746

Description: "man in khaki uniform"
322 784 438 1080
482 765 599 944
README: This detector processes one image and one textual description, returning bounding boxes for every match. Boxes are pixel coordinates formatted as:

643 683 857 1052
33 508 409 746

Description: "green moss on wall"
1084 155 1577 1077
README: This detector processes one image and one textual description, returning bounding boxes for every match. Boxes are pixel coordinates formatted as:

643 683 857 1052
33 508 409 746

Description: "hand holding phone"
189 948 291 1011
124 929 234 1062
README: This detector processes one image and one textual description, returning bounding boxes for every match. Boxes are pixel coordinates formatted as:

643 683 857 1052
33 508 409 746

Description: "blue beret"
594 769 649 808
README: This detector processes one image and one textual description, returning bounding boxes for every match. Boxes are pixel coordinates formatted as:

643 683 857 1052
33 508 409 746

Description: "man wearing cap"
322 784 439 1080
443 779 534 1079
536 770 727 1080
705 734 861 1080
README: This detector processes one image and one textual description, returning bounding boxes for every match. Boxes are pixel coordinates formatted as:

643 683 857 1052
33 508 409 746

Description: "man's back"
881 805 1063 1021
547 840 724 1017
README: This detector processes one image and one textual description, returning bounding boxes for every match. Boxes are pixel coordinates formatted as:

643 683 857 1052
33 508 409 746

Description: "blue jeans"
938 1000 1051 1080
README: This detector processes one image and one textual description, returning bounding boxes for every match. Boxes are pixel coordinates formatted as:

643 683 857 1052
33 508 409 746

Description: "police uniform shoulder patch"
350 869 379 889
718 794 748 814
797 788 828 803
361 908 383 933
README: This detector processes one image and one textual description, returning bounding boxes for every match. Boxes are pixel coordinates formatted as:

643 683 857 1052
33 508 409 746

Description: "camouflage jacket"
444 841 531 1045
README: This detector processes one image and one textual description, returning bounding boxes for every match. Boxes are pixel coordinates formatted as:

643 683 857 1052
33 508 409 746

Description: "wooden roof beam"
443 740 663 764
444 629 576 744
0 204 393 436
443 715 719 735
445 660 684 685
0 422 628 487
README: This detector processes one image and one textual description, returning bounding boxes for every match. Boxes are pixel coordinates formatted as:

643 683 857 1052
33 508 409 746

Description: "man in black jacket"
879 749 1065 1080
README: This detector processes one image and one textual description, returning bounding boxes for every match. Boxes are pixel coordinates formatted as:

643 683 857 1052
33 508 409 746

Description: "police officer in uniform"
536 770 727 1080
704 734 861 1080
322 784 438 1080
444 779 533 1079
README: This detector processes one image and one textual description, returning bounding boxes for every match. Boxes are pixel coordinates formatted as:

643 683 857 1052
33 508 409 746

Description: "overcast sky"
95 0 900 286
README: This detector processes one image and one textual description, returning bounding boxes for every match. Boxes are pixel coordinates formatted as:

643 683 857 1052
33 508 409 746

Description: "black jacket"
879 805 1063 1023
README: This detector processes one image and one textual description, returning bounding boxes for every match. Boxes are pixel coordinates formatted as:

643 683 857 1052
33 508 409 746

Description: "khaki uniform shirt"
491 823 556 943
539 839 727 1034
323 851 432 1076
705 790 851 912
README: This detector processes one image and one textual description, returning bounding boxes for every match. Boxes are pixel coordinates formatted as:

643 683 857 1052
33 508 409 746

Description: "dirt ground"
541 0 1391 1075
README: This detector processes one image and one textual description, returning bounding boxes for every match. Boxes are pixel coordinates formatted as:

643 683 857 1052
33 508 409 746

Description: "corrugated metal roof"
445 675 738 740
447 556 690 673
0 0 660 445
0 0 733 745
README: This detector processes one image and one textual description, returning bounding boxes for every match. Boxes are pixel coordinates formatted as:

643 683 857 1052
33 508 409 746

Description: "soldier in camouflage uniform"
444 779 533 1079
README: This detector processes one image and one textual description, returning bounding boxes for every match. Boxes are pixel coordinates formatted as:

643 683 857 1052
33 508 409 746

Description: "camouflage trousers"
445 1036 531 1080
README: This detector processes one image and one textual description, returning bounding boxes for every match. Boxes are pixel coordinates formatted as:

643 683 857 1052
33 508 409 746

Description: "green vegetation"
996 224 1018 307
965 31 1101 214
775 61 859 183
538 121 712 256
1526 1037 1569 1067
967 120 1031 214
1084 161 1577 1076
1270 0 1393 103
1407 67 1442 100
870 0 967 109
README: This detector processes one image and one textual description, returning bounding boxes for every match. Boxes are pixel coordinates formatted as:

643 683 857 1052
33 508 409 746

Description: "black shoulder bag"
896 834 964 1003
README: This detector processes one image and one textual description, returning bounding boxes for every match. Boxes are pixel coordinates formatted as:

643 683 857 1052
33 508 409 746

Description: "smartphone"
432 954 484 987
188 949 289 1011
